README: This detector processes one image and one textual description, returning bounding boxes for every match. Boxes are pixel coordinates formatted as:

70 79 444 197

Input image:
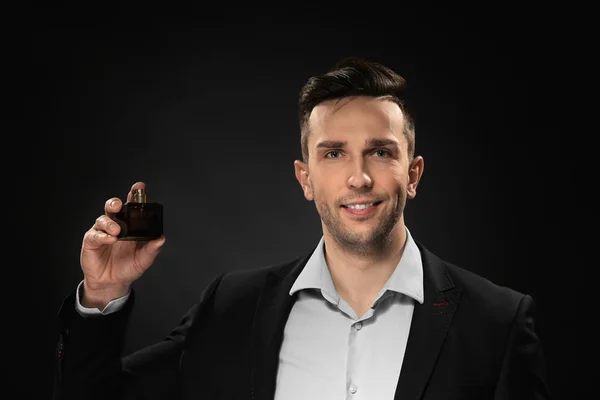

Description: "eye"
374 149 392 157
325 150 342 159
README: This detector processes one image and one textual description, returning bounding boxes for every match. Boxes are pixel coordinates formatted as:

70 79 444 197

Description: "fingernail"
110 200 117 208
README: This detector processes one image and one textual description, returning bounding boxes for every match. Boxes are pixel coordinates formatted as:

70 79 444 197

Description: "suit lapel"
394 241 462 400
250 254 310 400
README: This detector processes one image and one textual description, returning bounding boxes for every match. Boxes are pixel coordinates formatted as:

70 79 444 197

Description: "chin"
342 224 380 240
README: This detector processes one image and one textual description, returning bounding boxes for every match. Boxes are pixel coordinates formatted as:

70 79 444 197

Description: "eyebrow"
315 138 400 149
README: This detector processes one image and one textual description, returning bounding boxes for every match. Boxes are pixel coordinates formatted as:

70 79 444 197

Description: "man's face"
294 96 423 255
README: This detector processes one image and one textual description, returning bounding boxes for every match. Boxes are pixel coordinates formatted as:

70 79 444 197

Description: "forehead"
308 96 405 144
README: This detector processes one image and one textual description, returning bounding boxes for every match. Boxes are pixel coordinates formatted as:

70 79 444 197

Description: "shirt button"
349 384 358 394
355 322 362 330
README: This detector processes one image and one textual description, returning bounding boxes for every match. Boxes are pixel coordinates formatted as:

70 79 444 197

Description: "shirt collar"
289 226 424 305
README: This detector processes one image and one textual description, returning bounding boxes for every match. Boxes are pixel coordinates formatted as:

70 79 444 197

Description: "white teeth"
347 203 374 210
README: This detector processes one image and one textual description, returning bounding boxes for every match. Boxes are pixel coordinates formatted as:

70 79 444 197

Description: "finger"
84 226 119 248
94 215 121 236
127 181 146 203
105 197 123 216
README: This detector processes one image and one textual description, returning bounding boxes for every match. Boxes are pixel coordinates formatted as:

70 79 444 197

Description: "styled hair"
298 56 415 163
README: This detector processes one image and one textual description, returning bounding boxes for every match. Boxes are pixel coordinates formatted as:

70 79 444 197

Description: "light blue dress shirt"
275 227 424 399
76 227 424 399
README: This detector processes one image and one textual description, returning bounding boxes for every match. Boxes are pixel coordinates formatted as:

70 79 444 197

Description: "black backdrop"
10 5 572 399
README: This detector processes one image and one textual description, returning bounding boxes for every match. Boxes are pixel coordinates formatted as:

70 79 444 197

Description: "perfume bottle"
114 188 163 241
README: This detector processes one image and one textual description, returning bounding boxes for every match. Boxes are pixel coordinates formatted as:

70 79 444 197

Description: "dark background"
11 4 571 399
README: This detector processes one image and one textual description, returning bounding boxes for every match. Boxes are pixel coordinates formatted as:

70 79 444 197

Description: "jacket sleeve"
52 272 226 400
494 294 553 400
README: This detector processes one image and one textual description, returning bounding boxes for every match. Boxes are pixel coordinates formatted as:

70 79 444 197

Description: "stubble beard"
314 188 406 257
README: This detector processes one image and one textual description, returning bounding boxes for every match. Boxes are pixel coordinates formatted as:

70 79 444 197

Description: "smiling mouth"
342 201 382 210
341 201 383 217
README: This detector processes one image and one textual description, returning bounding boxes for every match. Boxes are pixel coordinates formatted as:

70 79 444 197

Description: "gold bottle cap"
133 188 147 203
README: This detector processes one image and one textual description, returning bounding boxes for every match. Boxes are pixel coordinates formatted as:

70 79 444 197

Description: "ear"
407 156 424 199
294 160 314 201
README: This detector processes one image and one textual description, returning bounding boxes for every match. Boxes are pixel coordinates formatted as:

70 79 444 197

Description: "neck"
323 223 408 303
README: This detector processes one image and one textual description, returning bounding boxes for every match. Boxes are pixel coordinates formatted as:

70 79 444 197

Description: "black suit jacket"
52 239 552 400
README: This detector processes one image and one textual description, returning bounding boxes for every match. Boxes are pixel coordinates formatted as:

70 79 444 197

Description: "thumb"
139 236 167 263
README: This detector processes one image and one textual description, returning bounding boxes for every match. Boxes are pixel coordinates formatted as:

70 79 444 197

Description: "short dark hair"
298 56 415 163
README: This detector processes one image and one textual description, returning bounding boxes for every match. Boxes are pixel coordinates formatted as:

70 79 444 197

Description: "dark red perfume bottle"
114 188 163 241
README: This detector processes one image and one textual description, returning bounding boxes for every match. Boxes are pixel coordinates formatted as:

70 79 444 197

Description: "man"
53 57 552 399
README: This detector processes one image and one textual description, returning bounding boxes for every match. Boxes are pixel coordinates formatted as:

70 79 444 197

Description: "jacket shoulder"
444 260 531 323
417 240 529 313
203 253 307 311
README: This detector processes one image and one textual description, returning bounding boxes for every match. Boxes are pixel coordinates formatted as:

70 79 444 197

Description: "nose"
347 159 373 189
